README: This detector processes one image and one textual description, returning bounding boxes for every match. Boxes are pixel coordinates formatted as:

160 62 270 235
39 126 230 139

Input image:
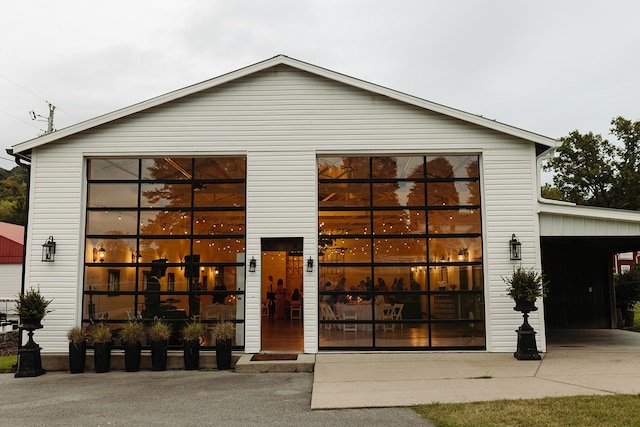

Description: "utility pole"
29 101 55 135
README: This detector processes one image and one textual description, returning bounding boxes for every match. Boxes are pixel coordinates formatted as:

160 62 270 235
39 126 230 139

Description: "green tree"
610 117 640 210
0 166 27 225
543 130 617 207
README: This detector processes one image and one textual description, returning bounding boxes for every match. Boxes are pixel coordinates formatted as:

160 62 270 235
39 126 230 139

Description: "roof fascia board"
539 200 640 223
12 54 558 154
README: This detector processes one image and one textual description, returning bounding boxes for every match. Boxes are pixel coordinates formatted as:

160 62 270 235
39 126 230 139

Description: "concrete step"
235 354 315 373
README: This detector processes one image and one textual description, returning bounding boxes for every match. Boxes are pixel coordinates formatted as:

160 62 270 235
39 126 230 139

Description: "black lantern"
41 236 56 262
249 257 257 272
306 257 314 272
509 234 521 260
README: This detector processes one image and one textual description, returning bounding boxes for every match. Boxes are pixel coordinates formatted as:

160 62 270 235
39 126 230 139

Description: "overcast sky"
1 1 638 171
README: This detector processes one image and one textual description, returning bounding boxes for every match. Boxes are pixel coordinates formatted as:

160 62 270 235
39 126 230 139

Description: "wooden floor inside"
261 316 304 352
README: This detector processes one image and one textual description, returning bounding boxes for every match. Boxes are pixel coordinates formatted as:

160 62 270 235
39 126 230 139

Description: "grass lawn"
413 394 640 427
0 355 17 373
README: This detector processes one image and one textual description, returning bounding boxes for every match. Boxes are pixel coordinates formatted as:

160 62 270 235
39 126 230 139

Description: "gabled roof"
0 222 24 245
10 55 559 155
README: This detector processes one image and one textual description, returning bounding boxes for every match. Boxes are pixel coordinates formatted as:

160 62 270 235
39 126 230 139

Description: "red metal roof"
0 222 24 264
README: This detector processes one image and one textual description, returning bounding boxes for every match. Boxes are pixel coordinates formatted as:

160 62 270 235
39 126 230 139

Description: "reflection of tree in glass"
427 157 459 207
466 159 481 206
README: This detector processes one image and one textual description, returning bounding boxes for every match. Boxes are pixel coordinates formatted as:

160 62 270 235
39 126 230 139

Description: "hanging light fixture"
509 234 522 260
249 256 257 272
41 236 56 262
96 243 106 263
306 256 314 272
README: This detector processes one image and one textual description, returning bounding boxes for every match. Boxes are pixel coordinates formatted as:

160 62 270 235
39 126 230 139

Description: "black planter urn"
124 342 142 372
15 317 46 378
513 300 541 360
183 339 201 370
68 341 86 374
93 341 112 373
215 338 232 370
151 340 168 371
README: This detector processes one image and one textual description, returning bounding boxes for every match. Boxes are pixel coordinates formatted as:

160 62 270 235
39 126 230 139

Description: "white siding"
26 64 542 353
0 264 21 316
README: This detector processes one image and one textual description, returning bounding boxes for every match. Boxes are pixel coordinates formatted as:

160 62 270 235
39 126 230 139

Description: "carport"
539 202 640 330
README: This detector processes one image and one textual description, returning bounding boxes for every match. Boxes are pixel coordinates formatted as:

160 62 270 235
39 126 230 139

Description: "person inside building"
275 278 287 319
212 277 227 304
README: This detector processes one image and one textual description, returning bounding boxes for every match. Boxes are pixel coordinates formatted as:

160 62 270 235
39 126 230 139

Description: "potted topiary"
213 321 234 370
91 323 112 373
503 265 548 313
182 319 205 370
120 321 145 372
67 325 87 374
503 265 548 360
14 287 52 378
148 318 172 371
15 287 53 329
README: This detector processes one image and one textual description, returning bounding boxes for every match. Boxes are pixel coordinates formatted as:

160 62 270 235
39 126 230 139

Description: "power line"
0 72 47 103
0 72 80 122
0 108 43 131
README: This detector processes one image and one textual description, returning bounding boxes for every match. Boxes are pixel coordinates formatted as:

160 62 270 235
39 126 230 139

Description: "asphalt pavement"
0 370 431 427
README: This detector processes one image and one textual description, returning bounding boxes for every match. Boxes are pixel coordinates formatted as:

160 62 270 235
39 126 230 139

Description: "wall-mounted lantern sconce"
41 236 56 262
95 243 106 263
306 257 314 272
249 257 257 272
131 251 142 263
509 234 521 260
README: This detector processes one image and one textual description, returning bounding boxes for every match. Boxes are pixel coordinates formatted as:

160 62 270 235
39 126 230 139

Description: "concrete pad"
311 333 640 409
311 376 611 409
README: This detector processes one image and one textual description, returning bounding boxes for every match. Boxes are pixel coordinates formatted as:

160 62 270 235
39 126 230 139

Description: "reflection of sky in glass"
88 183 138 207
455 182 474 205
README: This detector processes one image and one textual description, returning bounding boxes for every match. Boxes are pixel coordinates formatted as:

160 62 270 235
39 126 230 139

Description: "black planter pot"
19 317 43 330
124 342 142 372
151 340 168 371
215 338 232 370
183 339 200 371
68 341 86 374
94 341 112 373
514 298 537 313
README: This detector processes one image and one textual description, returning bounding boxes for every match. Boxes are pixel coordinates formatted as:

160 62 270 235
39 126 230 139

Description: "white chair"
320 302 338 330
382 303 395 332
391 303 404 330
290 301 302 321
261 302 268 317
342 307 358 334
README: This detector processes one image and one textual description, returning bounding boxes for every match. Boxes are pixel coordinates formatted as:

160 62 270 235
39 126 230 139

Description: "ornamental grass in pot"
120 321 145 372
91 323 112 373
148 319 171 371
182 320 205 370
66 325 87 374
213 321 234 370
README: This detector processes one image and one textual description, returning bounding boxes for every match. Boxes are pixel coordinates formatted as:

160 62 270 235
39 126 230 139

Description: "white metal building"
10 55 640 355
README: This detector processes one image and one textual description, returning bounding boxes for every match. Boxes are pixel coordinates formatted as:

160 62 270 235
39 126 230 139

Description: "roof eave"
11 54 559 154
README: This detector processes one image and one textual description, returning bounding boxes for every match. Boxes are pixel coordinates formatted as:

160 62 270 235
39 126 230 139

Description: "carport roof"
539 200 640 238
